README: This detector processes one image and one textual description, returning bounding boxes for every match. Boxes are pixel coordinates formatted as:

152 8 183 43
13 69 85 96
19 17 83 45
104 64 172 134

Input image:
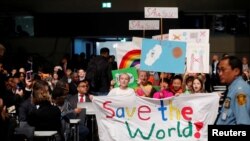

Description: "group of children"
108 70 206 99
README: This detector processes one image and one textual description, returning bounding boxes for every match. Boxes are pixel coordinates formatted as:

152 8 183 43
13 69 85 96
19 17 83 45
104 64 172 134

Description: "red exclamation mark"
194 122 203 138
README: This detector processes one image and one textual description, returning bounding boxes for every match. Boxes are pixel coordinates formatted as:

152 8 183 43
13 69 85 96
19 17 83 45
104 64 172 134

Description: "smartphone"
7 105 16 113
26 70 32 80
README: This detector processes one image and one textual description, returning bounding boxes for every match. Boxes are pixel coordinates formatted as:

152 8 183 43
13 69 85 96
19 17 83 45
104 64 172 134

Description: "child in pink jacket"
153 78 173 99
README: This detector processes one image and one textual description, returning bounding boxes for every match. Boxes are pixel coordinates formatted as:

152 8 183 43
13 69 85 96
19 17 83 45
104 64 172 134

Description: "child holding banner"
135 70 156 97
108 73 135 96
169 75 183 96
153 78 173 99
183 75 194 94
191 77 205 93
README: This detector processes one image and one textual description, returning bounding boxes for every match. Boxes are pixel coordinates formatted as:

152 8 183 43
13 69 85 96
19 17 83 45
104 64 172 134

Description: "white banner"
129 20 160 30
144 7 178 18
186 43 210 73
152 34 169 40
116 42 141 69
93 93 220 141
168 29 210 43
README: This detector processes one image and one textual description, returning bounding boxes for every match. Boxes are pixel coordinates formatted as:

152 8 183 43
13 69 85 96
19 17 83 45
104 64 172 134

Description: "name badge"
222 112 227 120
224 97 231 109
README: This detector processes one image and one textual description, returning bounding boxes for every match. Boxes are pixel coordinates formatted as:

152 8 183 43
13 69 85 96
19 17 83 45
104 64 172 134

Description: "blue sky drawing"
140 38 186 73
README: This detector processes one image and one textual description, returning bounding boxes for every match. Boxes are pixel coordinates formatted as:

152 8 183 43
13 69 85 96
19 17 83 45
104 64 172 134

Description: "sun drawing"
172 47 182 58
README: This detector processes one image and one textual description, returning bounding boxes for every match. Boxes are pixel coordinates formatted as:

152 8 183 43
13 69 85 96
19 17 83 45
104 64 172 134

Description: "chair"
14 125 35 141
34 131 58 141
62 112 83 141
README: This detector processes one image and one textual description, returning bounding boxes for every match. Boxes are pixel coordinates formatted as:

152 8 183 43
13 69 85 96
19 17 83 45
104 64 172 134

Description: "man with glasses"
216 56 250 125
68 80 92 141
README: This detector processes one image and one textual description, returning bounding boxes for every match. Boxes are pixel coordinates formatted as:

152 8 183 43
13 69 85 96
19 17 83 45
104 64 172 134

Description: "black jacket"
86 55 112 92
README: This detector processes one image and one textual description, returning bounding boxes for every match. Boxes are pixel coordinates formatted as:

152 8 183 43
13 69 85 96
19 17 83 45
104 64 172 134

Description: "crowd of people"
0 44 250 141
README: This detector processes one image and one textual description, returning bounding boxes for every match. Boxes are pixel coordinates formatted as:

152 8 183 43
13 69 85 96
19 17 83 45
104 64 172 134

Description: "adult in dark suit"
68 72 79 95
211 54 220 90
67 80 92 141
68 80 92 108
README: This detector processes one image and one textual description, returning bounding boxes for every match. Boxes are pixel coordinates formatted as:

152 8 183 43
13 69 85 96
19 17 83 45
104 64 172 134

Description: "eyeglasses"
217 67 231 73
